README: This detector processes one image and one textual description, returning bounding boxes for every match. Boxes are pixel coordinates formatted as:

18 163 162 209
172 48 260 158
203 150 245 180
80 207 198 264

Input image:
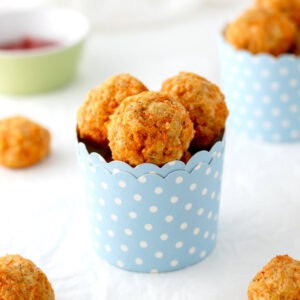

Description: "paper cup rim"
77 135 225 178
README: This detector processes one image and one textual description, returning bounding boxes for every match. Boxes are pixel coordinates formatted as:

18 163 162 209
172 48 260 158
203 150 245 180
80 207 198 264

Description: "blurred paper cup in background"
219 38 300 143
0 6 89 95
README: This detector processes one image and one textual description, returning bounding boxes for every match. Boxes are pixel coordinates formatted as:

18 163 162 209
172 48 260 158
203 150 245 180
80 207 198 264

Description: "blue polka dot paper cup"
77 138 225 273
219 38 300 143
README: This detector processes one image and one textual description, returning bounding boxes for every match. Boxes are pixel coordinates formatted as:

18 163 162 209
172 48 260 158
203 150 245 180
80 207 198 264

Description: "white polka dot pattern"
220 39 300 143
77 138 225 273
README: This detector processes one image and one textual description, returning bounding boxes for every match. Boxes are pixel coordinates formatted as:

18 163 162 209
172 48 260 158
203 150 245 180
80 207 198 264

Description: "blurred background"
0 0 251 89
0 0 248 29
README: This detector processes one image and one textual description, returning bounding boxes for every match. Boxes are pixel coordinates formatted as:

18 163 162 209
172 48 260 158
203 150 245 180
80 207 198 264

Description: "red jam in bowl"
0 36 59 51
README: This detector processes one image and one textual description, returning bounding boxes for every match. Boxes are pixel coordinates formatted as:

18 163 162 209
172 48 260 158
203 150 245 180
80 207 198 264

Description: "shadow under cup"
77 138 225 273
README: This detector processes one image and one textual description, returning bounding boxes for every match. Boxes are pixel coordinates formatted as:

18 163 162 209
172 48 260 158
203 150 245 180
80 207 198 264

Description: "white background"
1 1 300 299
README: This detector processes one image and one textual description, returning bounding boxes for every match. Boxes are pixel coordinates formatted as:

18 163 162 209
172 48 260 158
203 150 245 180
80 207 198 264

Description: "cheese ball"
0 254 54 300
256 0 300 26
225 8 297 55
248 255 300 299
161 72 228 149
107 91 194 166
0 116 50 168
77 73 148 146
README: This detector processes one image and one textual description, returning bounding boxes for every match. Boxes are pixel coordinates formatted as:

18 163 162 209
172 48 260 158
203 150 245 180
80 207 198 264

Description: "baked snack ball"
77 73 148 146
225 8 297 55
161 72 228 149
0 254 54 300
107 91 194 166
256 0 300 26
0 116 50 168
248 255 300 299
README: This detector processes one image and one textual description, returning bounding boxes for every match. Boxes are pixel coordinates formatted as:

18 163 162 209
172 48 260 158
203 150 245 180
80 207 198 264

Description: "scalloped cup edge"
77 137 225 178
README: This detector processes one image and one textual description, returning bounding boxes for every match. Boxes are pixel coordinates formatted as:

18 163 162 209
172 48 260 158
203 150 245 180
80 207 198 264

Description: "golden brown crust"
0 255 54 300
107 91 194 166
0 116 50 168
256 0 300 26
77 73 148 146
225 7 297 56
248 255 300 300
161 72 228 149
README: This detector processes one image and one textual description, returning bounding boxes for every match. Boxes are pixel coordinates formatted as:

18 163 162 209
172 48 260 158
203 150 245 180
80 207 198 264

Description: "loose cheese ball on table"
225 8 297 56
256 0 300 26
161 72 228 149
77 73 148 147
248 255 300 299
0 116 50 168
0 254 54 300
107 91 194 166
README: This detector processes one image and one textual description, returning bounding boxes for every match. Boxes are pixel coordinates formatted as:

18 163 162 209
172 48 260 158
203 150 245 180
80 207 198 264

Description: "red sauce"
0 36 59 50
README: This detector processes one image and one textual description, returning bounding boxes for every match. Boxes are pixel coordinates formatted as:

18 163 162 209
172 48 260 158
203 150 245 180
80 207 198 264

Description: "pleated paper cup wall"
77 138 225 273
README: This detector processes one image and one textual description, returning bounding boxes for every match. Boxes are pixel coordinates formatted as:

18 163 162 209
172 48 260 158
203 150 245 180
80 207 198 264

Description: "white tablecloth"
1 2 300 299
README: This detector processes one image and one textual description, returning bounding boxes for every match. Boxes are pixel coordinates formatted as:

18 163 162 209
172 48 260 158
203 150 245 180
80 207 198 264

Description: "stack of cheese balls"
225 0 300 56
77 72 228 167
